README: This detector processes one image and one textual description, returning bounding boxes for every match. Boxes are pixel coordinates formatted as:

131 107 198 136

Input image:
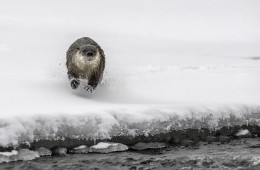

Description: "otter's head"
77 44 98 61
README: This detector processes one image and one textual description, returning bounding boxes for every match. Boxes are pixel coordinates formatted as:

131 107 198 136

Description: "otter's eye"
87 51 94 56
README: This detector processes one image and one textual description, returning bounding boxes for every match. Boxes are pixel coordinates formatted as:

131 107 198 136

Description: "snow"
0 150 18 157
0 0 260 147
91 142 117 150
74 145 87 150
235 129 250 136
89 142 128 153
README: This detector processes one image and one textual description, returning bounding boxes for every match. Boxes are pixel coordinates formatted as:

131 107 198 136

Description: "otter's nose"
82 50 95 57
86 51 94 57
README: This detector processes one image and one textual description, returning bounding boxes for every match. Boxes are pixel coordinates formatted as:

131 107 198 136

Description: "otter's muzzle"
82 50 96 61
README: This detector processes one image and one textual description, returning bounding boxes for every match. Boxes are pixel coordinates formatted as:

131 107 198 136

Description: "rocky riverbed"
0 138 260 170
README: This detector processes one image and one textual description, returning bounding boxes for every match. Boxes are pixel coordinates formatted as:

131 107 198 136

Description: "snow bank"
0 105 259 147
0 0 260 147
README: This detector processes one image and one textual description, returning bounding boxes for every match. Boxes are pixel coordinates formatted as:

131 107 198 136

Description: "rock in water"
206 136 217 144
0 150 18 163
131 142 168 150
219 136 231 144
89 142 128 153
0 155 13 164
36 147 52 156
16 149 40 161
52 147 67 156
69 145 89 154
181 140 194 147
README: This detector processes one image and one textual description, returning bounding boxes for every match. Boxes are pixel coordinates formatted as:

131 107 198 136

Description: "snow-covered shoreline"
1 104 259 148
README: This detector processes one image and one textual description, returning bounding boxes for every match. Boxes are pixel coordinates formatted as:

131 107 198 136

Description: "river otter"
66 37 105 92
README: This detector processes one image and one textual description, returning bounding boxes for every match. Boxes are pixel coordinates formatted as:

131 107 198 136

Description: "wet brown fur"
66 37 105 90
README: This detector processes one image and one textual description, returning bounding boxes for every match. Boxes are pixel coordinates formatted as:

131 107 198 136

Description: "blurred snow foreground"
0 0 260 147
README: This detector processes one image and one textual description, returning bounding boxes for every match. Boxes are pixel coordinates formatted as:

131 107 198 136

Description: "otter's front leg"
68 74 80 89
84 74 99 93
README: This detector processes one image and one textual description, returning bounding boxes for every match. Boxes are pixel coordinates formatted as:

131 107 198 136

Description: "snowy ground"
0 0 260 147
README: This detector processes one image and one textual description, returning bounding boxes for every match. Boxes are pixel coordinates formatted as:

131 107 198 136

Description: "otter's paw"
84 85 94 93
70 78 80 89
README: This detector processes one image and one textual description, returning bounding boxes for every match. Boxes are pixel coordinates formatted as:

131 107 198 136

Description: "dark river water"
1 138 260 170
